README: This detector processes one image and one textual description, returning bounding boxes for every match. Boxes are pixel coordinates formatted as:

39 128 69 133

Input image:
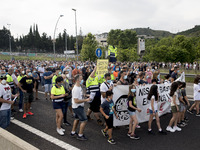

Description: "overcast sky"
1 0 200 38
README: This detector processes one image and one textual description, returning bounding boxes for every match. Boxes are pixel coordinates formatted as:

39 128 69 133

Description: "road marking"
11 119 80 150
38 91 45 94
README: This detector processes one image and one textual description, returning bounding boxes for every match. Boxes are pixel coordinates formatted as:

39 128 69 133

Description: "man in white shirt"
71 74 90 140
0 72 18 129
100 73 113 104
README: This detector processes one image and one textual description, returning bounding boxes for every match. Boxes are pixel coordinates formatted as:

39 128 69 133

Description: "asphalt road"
6 84 199 150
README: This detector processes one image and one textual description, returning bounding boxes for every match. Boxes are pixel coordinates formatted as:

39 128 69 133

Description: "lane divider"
11 119 79 150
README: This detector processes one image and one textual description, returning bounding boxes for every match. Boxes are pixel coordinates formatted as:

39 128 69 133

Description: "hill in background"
132 25 200 38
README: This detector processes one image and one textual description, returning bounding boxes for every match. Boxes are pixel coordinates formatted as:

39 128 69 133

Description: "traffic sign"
96 48 102 58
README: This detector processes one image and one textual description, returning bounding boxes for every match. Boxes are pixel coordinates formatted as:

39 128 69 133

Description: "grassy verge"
159 68 200 75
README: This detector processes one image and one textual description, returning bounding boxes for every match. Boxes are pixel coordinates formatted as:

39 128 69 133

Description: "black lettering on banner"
142 98 148 105
139 87 150 96
114 95 129 121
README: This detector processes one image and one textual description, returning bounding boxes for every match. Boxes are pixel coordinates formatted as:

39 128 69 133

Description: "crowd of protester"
0 60 200 144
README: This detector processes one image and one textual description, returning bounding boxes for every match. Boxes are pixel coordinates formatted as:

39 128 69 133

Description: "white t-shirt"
72 85 84 108
0 84 12 111
171 91 180 106
12 74 18 85
38 67 45 76
194 84 200 100
149 95 158 111
100 81 113 104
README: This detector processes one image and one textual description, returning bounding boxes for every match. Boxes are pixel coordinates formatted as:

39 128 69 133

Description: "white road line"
11 119 80 150
38 91 45 94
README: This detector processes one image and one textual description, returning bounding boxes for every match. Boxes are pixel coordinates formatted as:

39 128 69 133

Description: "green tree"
81 33 98 61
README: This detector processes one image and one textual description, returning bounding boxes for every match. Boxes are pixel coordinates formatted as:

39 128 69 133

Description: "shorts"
45 84 52 93
0 109 11 129
149 109 158 114
104 116 113 129
35 80 39 90
53 101 65 109
128 110 136 116
89 96 101 113
23 92 34 103
73 106 87 122
180 103 186 112
171 105 180 113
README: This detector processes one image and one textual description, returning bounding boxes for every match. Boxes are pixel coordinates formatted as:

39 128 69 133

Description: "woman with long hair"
166 82 182 132
147 85 166 135
127 84 141 139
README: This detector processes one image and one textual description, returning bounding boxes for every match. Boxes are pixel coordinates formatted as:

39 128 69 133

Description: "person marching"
100 91 118 144
51 76 68 135
71 74 91 140
0 72 18 129
127 84 142 140
166 82 182 132
18 69 36 119
147 85 167 135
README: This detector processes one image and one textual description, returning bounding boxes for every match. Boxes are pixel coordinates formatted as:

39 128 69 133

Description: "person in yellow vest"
17 70 26 112
86 67 103 125
108 67 116 83
6 68 15 92
52 68 62 86
108 45 117 63
51 76 68 136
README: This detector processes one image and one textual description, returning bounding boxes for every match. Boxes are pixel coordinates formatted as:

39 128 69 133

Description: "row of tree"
0 24 83 53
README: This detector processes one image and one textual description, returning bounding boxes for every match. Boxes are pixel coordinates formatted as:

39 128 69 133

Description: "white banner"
113 84 171 126
175 72 185 82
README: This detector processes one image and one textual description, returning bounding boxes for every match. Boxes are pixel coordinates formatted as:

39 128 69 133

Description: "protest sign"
175 72 185 82
113 84 171 126
96 59 108 76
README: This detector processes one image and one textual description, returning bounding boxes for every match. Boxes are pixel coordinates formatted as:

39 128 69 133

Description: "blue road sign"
96 48 102 58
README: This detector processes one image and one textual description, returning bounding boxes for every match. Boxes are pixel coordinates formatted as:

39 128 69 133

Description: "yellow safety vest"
51 85 65 102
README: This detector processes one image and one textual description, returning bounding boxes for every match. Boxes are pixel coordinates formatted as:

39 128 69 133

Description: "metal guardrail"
160 72 196 77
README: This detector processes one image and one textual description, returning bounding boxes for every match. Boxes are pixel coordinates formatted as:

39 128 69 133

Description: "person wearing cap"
0 72 19 129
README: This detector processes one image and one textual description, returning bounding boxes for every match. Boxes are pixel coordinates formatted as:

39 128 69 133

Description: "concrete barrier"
0 128 39 150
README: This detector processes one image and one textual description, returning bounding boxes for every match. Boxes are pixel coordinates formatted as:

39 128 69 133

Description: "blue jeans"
40 76 45 86
0 109 11 129
18 88 23 109
73 106 87 122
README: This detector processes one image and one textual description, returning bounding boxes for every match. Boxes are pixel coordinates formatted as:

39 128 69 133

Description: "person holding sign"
147 85 167 135
0 72 19 129
127 84 141 140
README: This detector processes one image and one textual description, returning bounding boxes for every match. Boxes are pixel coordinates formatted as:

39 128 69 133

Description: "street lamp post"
72 8 78 61
53 15 64 62
7 24 12 60
64 29 68 60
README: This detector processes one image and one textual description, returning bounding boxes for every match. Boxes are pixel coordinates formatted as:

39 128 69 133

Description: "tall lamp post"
53 15 64 62
72 8 78 61
64 29 68 60
7 24 12 60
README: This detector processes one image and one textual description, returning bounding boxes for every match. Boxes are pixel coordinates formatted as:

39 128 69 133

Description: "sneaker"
166 126 175 132
19 109 23 113
148 130 155 135
177 123 185 128
108 139 116 144
56 128 64 136
23 113 27 119
187 110 194 114
159 130 167 135
77 135 88 141
130 134 140 140
27 112 34 115
196 113 200 117
97 119 103 126
10 117 14 120
61 128 65 132
101 129 108 138
173 126 182 131
127 132 131 137
63 121 71 126
184 117 189 123
70 132 78 138
136 125 141 129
